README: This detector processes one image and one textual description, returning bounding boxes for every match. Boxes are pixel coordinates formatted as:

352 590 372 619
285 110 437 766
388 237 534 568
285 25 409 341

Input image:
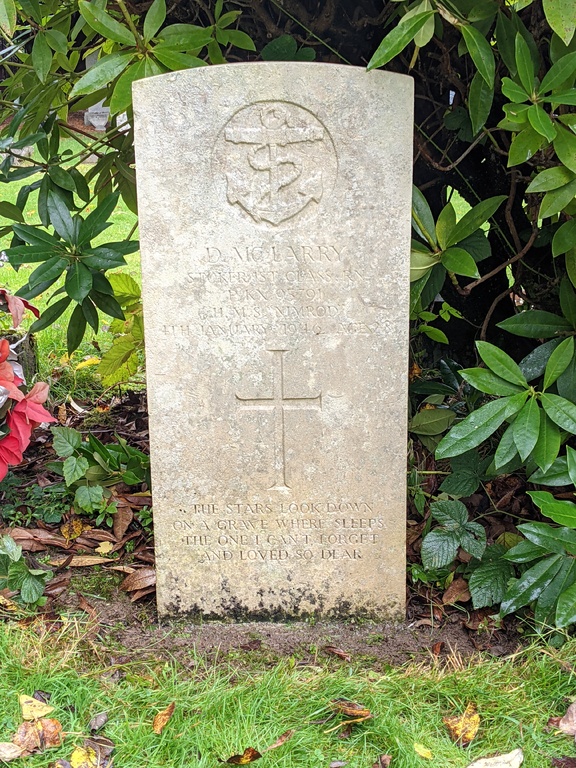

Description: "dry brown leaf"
128 586 156 602
431 641 445 656
43 572 72 598
330 699 371 719
466 748 523 768
0 743 24 762
552 758 576 767
558 703 576 736
48 556 115 567
88 712 108 733
52 760 73 768
120 567 156 593
264 730 294 751
218 748 262 764
12 718 62 754
60 518 90 542
442 577 471 605
19 694 54 720
372 757 392 768
83 735 114 762
8 527 69 552
0 595 19 613
324 646 352 662
152 702 175 734
106 565 135 574
443 703 480 746
113 506 133 540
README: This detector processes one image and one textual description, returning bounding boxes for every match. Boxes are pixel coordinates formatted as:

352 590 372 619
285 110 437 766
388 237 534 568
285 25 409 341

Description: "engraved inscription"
217 102 337 226
236 349 321 491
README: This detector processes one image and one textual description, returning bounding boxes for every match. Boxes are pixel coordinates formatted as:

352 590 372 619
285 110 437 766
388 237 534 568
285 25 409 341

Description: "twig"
462 229 538 296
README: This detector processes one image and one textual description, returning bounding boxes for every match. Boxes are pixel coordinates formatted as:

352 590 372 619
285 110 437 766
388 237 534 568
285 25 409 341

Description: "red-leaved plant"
0 290 55 481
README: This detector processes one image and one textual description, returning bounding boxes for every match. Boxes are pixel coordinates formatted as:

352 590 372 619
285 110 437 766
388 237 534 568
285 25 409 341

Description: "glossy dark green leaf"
555 126 576 173
0 0 17 36
544 336 574 389
540 51 576 93
109 58 146 115
460 368 524 396
445 195 506 247
0 201 24 222
541 392 576 432
441 247 480 278
532 410 561 473
543 0 576 47
508 126 546 166
468 71 493 135
32 32 52 83
47 191 75 243
81 298 99 333
497 310 572 338
78 0 135 45
65 262 93 303
28 255 68 288
144 0 166 42
512 396 540 460
12 223 60 248
48 165 76 192
367 12 435 70
29 296 71 332
90 290 125 320
78 192 119 245
409 408 456 436
515 32 535 94
556 580 576 627
553 219 576 258
503 538 548 563
527 104 557 141
70 52 135 98
436 391 528 459
529 491 576 528
501 76 530 103
152 49 206 70
411 186 437 246
261 34 297 61
154 23 213 51
476 340 528 386
557 354 576 402
529 456 572 486
540 178 576 219
226 29 256 51
535 558 576 625
500 554 564 616
494 423 519 470
67 303 87 354
527 165 576 192
461 23 495 86
5 246 56 266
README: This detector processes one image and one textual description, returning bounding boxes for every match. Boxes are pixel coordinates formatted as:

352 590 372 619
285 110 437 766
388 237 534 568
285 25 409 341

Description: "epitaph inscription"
133 63 413 619
217 101 337 225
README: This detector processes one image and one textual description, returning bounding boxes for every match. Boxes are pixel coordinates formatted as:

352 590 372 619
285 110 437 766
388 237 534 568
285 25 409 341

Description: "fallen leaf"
32 691 52 704
84 735 114 760
558 703 576 736
69 745 98 768
88 712 108 733
0 743 24 762
443 702 480 746
48 556 115 567
0 595 19 613
112 506 133 540
120 567 156 593
414 744 433 759
372 758 392 768
330 762 347 767
264 730 294 751
218 748 262 764
466 748 523 767
43 572 72 598
431 641 445 656
19 694 54 720
128 586 156 602
52 761 73 768
12 718 62 754
324 646 352 662
330 699 372 719
60 518 89 542
442 576 471 605
152 702 175 734
338 725 352 740
552 759 576 767
95 542 114 555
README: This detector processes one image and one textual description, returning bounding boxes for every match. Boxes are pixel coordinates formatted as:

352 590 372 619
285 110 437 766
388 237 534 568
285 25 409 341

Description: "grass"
1 620 576 767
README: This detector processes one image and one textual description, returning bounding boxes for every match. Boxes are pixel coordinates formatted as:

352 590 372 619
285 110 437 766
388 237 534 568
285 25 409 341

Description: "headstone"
133 63 413 620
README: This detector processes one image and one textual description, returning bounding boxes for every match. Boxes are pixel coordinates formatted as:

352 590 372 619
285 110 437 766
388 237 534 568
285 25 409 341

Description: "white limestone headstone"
133 63 413 620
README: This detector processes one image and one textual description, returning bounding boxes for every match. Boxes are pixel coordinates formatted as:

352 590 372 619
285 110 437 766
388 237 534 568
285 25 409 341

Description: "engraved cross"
236 349 322 491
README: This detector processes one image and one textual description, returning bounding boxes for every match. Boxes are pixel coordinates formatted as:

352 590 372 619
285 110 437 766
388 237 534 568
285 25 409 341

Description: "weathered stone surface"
133 63 413 620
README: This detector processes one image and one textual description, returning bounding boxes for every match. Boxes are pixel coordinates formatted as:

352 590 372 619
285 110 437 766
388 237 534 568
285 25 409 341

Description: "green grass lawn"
1 621 576 768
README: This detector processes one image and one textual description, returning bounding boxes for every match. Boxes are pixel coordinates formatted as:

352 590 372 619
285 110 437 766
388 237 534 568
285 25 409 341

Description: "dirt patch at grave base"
63 588 524 670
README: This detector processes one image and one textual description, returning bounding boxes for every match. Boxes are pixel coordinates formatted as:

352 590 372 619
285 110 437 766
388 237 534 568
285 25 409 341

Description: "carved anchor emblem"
236 349 322 491
224 103 326 226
